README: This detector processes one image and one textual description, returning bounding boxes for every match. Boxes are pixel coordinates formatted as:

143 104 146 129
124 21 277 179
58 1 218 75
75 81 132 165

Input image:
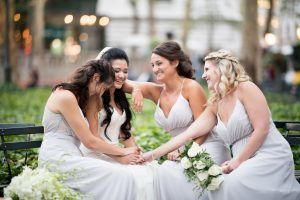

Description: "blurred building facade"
1 0 300 85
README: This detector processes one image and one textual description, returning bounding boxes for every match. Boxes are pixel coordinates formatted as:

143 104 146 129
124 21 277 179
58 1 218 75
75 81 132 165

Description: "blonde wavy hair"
204 49 250 104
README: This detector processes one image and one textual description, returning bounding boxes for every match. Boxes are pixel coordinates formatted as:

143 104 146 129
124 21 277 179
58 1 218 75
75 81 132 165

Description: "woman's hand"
118 154 145 165
221 159 242 174
142 151 154 162
167 149 180 161
132 88 143 113
122 146 141 156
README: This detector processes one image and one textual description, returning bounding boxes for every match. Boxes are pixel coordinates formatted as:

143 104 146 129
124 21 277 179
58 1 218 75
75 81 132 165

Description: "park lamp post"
4 0 11 83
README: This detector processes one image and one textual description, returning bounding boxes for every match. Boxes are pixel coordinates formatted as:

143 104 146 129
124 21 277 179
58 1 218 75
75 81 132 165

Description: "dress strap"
180 78 185 93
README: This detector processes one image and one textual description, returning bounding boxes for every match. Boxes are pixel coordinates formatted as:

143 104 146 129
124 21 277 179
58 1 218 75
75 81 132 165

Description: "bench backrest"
274 121 300 145
0 124 44 187
274 121 300 183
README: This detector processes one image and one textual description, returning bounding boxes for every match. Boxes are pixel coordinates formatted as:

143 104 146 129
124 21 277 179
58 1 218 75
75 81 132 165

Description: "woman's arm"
85 95 100 137
109 135 143 165
143 106 217 161
121 135 138 147
167 80 208 161
225 82 270 173
48 90 138 156
185 80 209 145
123 80 162 103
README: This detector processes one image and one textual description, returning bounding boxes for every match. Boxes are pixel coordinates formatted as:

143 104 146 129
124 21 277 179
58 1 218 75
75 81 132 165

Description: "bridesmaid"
38 59 139 199
125 41 231 200
143 49 300 200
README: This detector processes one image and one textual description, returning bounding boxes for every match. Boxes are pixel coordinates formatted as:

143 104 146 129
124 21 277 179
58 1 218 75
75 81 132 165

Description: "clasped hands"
221 158 242 174
121 147 154 165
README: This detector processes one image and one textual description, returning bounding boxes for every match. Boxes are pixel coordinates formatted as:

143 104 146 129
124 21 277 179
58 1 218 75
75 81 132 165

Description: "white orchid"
196 171 209 182
187 142 202 157
193 160 206 170
208 164 222 176
181 156 192 169
207 176 224 191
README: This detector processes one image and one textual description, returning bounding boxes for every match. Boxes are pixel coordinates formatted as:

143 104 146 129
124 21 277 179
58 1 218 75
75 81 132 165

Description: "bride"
80 47 158 200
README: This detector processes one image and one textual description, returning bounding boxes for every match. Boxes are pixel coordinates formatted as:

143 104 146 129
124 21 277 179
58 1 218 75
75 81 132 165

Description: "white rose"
187 142 202 157
181 156 192 169
193 160 206 170
208 164 222 176
207 176 224 191
196 171 208 182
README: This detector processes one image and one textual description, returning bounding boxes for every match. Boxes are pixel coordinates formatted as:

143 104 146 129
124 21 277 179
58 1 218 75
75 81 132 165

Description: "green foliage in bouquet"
179 141 224 195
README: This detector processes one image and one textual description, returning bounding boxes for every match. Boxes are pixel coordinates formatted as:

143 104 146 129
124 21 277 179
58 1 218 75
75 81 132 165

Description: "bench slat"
0 126 44 136
0 123 35 128
0 141 42 151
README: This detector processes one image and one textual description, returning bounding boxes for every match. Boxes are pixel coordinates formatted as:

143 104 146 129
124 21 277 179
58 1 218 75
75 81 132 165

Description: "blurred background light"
64 14 73 24
99 16 109 26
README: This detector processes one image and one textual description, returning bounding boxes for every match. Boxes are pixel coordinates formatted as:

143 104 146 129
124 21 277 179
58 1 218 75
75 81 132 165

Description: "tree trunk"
9 0 18 83
264 0 274 36
240 0 261 84
148 0 155 38
182 0 192 51
32 0 45 56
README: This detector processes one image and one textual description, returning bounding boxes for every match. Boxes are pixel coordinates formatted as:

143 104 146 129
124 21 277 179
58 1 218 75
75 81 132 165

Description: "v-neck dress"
80 108 159 200
39 107 136 200
154 91 231 200
209 99 300 200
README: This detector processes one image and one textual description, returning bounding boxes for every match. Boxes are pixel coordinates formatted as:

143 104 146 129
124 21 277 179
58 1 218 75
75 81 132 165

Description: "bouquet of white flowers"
180 141 224 195
4 166 82 200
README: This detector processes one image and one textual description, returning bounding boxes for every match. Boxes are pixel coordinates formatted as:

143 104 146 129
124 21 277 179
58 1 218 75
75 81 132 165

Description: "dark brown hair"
152 41 195 79
52 59 115 114
99 48 132 140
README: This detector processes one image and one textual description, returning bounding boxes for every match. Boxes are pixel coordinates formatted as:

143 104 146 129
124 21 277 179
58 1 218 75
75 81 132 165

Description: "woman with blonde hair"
143 49 300 200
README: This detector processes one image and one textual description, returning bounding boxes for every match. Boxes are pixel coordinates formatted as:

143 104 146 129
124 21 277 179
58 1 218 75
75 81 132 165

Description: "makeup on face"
203 60 220 91
111 59 128 89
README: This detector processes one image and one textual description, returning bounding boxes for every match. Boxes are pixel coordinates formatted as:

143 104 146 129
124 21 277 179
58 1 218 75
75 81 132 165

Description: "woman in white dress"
38 59 140 200
80 47 157 200
143 49 300 200
126 41 231 200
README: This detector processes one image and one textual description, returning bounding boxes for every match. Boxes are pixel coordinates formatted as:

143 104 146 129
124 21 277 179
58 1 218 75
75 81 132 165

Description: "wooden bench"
274 121 300 182
0 123 44 197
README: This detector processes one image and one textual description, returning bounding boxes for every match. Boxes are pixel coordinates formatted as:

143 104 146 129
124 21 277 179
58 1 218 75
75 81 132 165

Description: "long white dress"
80 108 158 200
209 99 300 200
154 92 232 200
38 107 136 200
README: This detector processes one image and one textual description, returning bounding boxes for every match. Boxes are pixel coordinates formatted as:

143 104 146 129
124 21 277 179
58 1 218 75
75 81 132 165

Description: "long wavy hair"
52 59 115 115
204 49 250 104
97 48 132 141
152 41 195 79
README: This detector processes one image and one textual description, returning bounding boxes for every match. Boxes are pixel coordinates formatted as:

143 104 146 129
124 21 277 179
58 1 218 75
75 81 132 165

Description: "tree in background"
240 0 261 84
181 0 192 51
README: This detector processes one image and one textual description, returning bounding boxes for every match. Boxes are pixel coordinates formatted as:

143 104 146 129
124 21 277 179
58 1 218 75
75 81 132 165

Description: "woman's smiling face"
151 53 178 83
202 60 220 91
111 59 128 89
